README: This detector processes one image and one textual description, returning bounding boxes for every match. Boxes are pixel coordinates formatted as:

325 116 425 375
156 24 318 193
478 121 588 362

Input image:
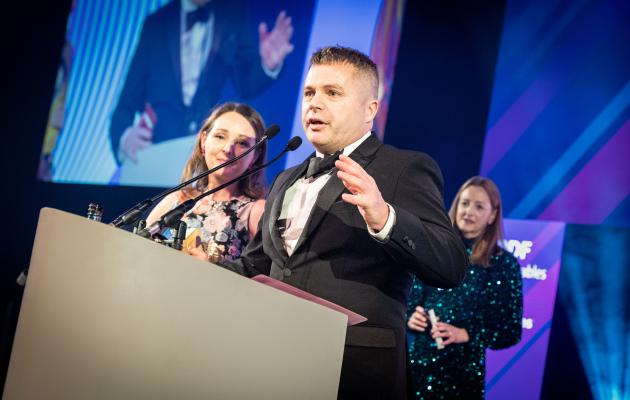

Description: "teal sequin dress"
406 239 523 398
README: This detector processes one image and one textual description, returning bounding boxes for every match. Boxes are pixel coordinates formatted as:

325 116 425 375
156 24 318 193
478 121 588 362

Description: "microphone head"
287 136 302 151
264 124 281 139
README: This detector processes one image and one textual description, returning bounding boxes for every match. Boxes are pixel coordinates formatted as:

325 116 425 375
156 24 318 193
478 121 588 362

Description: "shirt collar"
182 0 196 13
182 0 212 12
315 131 372 158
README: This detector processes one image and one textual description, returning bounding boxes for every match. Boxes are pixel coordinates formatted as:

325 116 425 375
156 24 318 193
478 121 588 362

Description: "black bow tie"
305 151 342 179
186 4 212 31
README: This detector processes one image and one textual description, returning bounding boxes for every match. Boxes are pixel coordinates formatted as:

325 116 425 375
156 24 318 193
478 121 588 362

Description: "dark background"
0 0 592 397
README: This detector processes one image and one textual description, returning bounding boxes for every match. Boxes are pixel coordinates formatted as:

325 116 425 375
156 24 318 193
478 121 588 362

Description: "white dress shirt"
279 132 396 256
180 0 214 106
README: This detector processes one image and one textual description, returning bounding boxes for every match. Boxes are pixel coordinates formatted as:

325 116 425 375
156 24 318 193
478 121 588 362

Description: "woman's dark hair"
180 102 267 199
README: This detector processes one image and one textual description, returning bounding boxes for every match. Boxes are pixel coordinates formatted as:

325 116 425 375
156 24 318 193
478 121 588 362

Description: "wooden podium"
3 208 347 399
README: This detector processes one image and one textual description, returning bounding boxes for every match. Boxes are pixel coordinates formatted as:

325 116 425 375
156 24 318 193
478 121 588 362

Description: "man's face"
301 63 378 154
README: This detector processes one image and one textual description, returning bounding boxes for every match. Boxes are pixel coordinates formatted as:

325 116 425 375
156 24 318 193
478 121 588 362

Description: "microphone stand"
138 136 302 238
110 124 280 228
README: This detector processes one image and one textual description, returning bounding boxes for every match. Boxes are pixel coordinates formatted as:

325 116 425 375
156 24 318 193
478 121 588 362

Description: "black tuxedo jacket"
225 134 468 399
109 0 272 162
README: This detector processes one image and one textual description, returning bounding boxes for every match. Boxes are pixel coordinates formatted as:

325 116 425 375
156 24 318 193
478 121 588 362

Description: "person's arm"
226 6 291 99
219 176 280 277
146 191 184 225
428 304 481 348
248 199 266 236
258 11 294 76
336 152 468 288
430 321 470 347
109 15 154 164
387 153 468 287
407 276 429 332
220 215 271 277
482 253 524 350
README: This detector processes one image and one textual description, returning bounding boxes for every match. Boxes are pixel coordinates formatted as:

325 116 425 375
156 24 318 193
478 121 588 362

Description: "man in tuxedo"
223 46 468 399
109 0 294 163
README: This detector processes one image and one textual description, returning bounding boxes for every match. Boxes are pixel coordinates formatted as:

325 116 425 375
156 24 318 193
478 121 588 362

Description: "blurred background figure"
110 0 294 165
406 176 523 398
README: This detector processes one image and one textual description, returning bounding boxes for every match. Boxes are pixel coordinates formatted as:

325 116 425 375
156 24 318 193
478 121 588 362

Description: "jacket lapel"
291 134 382 255
167 2 182 102
194 3 225 98
267 157 311 262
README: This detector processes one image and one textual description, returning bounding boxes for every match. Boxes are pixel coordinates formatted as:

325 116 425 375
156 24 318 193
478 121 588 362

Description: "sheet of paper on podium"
119 135 196 187
252 274 368 326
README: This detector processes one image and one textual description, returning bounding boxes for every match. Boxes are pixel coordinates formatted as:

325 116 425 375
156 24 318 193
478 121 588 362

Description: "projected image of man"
109 0 294 164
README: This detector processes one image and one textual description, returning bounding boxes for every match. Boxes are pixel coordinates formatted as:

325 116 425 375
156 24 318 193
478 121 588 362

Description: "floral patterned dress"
179 195 256 264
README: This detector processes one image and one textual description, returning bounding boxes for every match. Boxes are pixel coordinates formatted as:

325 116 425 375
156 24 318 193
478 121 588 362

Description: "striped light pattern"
52 0 169 184
481 0 630 227
559 225 630 400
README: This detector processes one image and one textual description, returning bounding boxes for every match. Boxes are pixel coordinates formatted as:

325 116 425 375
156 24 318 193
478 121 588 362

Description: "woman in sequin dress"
147 102 267 264
406 176 523 398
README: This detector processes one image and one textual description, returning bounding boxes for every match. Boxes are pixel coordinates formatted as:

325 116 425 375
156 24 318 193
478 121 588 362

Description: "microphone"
111 124 280 228
139 136 302 238
286 136 302 151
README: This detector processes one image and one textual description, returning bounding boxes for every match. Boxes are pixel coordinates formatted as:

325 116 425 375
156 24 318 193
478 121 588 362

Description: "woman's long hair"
448 176 504 267
180 102 267 199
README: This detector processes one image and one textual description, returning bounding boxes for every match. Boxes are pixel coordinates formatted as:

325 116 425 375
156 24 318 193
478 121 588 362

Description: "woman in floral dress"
147 102 267 264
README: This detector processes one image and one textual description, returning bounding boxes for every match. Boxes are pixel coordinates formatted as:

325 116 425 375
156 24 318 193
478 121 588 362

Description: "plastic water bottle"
86 203 103 222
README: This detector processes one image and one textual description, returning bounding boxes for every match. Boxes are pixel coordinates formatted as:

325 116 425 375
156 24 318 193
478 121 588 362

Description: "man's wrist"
117 129 132 163
261 59 282 79
368 203 396 242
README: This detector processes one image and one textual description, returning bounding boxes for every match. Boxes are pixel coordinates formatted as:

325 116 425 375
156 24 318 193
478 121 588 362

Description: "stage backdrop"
481 0 630 227
481 0 630 398
486 218 566 399
37 0 406 188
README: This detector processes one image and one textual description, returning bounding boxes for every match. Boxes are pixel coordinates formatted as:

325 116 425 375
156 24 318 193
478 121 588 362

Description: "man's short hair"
310 46 379 98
